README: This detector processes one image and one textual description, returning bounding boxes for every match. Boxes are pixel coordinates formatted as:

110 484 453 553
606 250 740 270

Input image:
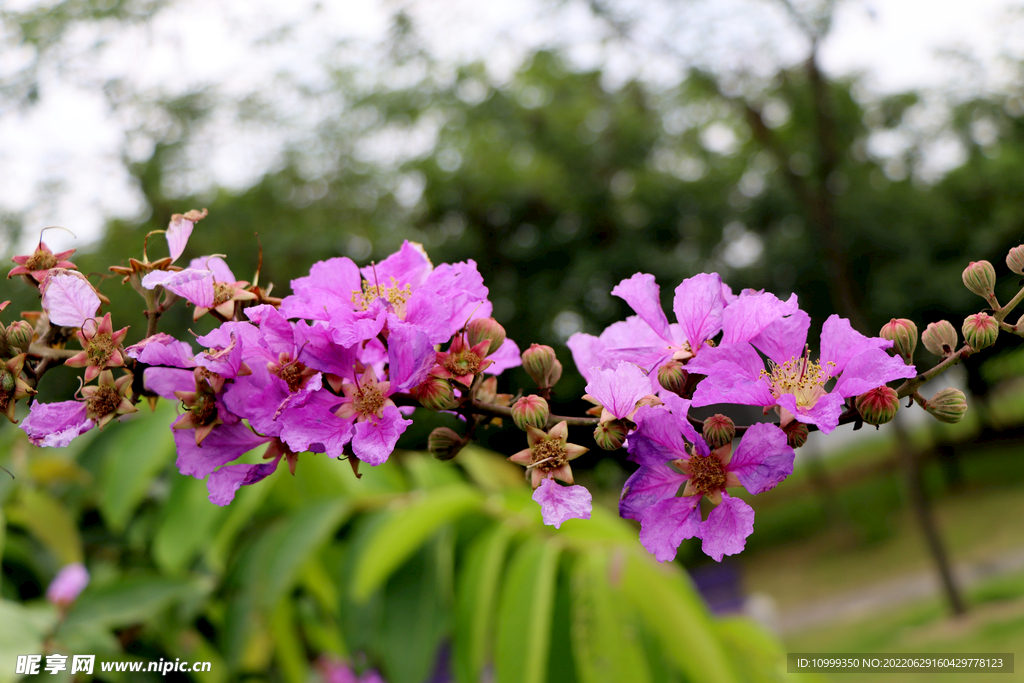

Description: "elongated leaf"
495 538 561 683
620 551 740 683
0 601 58 683
63 576 197 630
453 523 514 683
271 598 308 683
350 484 483 601
154 473 230 574
570 550 651 683
458 445 524 492
96 409 176 533
5 487 82 564
263 499 349 610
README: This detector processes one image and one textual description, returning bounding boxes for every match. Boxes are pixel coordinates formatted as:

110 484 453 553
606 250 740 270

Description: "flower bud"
924 388 968 424
962 312 998 351
475 375 499 404
855 386 900 426
413 375 457 411
521 344 562 388
879 318 917 365
962 260 997 300
511 395 549 431
4 320 34 354
921 320 958 357
466 317 506 357
46 563 89 607
594 419 629 450
702 414 735 449
782 421 809 449
657 360 688 396
428 427 465 460
1007 245 1024 276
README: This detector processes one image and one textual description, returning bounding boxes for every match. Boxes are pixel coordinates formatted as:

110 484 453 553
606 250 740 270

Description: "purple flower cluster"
568 271 915 561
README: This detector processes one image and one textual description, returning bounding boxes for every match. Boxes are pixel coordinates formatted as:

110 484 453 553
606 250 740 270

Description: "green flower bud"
879 318 917 365
428 427 465 460
466 317 506 357
783 421 809 449
1006 245 1024 276
521 344 562 389
511 395 549 431
924 388 968 424
657 360 688 396
593 419 629 450
855 386 900 426
702 414 736 449
962 260 997 300
4 321 33 354
962 313 998 351
413 375 458 411
921 320 958 357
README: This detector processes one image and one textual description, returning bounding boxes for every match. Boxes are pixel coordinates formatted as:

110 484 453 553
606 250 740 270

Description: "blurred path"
776 546 1024 634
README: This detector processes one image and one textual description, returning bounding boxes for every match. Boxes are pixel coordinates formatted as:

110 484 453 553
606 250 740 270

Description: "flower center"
278 362 308 393
353 384 386 418
686 453 726 496
530 439 568 471
190 392 219 426
87 386 121 418
24 250 57 272
760 346 835 408
444 350 482 377
351 276 413 317
86 333 114 367
213 281 235 305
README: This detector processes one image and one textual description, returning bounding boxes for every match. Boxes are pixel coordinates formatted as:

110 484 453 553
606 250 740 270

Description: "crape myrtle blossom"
64 312 129 382
582 360 658 423
567 272 797 387
8 241 77 282
39 270 102 328
689 310 917 433
140 255 256 321
509 421 592 528
620 393 794 562
21 370 135 446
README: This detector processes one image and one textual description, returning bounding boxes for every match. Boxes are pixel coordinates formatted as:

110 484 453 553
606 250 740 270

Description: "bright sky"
0 0 1021 254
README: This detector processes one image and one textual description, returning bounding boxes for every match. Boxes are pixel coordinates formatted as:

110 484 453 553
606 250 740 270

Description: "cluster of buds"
522 344 562 392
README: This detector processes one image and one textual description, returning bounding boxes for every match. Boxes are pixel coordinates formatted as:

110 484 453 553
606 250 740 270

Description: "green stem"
895 345 974 400
995 285 1024 323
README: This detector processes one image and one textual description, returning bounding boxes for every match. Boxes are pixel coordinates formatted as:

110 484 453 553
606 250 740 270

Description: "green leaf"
0 601 58 683
5 486 82 564
457 445 525 492
350 484 483 602
153 473 230 574
571 550 652 683
620 551 740 683
453 523 514 683
262 499 350 610
271 598 308 683
62 576 197 630
495 538 561 683
96 407 177 533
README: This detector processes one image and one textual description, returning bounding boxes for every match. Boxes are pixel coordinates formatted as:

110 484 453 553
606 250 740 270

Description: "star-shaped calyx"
80 370 137 429
9 242 77 283
509 421 589 488
65 313 129 382
0 354 36 423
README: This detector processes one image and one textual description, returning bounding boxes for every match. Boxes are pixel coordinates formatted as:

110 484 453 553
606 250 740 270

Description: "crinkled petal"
722 291 799 345
20 401 93 447
584 361 652 420
638 496 702 563
278 391 352 456
619 464 687 521
402 289 456 344
144 367 196 400
41 272 101 327
775 391 846 434
126 333 195 368
293 321 358 377
256 306 297 357
173 421 272 479
352 405 413 466
611 273 672 341
387 323 436 392
166 215 194 262
532 478 592 529
328 307 388 348
142 268 215 308
749 309 811 366
207 459 280 506
286 257 362 319
483 338 522 375
699 493 755 562
673 272 725 349
685 341 765 378
832 347 917 398
626 405 690 466
660 392 710 453
690 366 775 409
727 422 794 495
567 332 604 383
188 255 235 283
820 315 893 375
361 240 433 289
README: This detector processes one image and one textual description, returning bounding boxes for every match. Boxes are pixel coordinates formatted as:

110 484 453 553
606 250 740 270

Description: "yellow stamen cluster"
687 454 726 496
24 250 57 271
760 347 836 407
530 439 568 471
353 384 386 417
351 276 413 316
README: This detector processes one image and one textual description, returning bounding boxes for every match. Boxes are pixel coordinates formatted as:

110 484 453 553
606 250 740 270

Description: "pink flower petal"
532 477 592 529
612 273 672 341
166 215 194 263
41 272 101 327
700 493 755 562
619 464 687 521
142 268 215 308
638 495 702 562
727 422 794 495
584 361 652 420
672 272 725 349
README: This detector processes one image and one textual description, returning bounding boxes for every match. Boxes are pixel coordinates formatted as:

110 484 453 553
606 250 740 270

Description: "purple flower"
21 401 94 447
126 333 195 368
582 361 656 422
318 658 386 683
691 312 916 433
532 477 593 529
46 563 89 607
621 395 794 562
39 270 101 328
